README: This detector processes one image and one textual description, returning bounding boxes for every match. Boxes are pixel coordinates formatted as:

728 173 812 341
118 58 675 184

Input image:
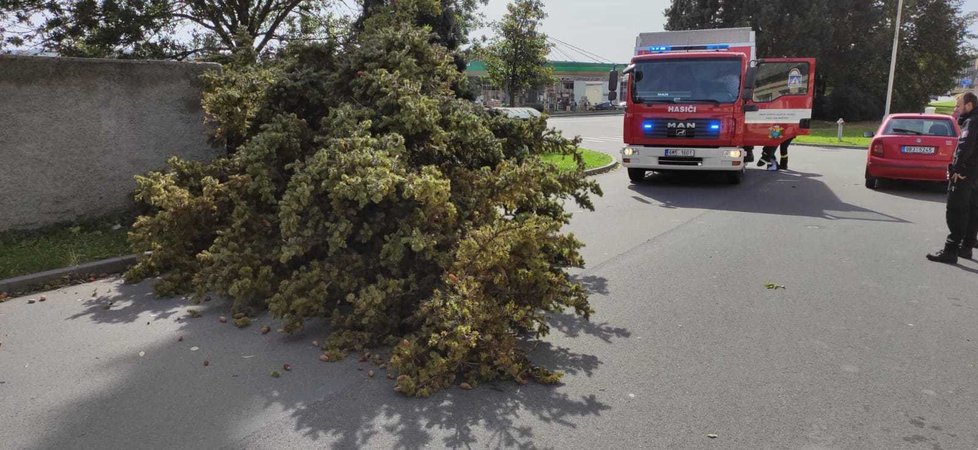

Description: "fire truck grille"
643 118 721 139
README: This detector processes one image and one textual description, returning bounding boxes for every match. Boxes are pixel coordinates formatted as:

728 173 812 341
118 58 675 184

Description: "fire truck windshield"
631 58 742 105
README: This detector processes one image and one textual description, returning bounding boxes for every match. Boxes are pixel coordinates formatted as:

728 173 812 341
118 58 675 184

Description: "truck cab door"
741 58 816 147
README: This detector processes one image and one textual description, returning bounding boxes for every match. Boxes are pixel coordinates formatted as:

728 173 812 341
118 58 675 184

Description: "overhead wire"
549 36 616 64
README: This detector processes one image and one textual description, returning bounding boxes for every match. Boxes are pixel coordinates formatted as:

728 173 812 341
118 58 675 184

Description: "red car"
864 114 960 189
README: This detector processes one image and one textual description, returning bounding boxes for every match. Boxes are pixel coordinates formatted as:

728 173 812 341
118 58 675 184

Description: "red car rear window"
884 118 955 137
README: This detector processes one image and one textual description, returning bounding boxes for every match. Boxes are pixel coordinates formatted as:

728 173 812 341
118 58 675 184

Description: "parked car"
490 107 542 120
593 101 616 111
864 114 960 189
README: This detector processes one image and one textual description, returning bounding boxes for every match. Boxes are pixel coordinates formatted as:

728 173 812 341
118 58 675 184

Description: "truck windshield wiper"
892 128 923 135
683 98 721 104
638 99 678 104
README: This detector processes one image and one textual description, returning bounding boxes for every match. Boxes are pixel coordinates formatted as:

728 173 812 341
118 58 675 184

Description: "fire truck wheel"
628 168 647 183
727 170 744 185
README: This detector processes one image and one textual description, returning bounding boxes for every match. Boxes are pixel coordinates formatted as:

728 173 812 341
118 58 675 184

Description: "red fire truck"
611 28 816 184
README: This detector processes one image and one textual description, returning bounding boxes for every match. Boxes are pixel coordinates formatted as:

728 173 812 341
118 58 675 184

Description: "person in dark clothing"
757 145 777 168
755 138 793 170
778 138 793 170
927 92 978 263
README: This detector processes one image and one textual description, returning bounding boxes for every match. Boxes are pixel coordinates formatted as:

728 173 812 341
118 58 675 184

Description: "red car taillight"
871 141 884 156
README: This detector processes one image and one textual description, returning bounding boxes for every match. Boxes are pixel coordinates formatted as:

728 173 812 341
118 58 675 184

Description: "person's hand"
951 173 968 182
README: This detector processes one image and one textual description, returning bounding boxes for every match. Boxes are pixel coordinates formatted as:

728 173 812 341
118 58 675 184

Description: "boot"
961 244 974 259
927 244 959 264
779 157 788 170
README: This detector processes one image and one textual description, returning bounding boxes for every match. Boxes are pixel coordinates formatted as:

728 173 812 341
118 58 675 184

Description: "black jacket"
953 108 978 177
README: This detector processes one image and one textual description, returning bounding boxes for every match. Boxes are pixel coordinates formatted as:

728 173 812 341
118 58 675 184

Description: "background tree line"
665 0 976 120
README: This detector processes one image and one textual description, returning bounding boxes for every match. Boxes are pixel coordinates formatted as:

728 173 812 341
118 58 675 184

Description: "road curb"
585 159 620 176
794 143 866 150
0 254 141 294
549 111 624 118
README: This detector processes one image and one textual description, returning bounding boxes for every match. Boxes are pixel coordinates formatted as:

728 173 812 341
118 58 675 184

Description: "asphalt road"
2 116 977 449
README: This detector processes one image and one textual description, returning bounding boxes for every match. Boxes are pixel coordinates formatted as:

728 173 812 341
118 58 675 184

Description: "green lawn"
0 216 132 280
541 148 614 172
929 100 956 115
793 120 879 148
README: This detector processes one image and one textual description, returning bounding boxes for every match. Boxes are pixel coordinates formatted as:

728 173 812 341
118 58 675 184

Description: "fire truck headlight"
726 149 743 158
623 147 635 156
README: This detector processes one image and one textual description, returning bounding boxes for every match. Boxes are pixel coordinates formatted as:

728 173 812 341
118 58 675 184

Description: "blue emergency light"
642 121 654 132
709 121 721 130
645 44 730 53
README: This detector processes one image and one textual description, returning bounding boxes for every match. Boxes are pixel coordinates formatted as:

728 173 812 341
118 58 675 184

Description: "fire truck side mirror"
741 66 758 101
608 70 619 92
608 91 617 102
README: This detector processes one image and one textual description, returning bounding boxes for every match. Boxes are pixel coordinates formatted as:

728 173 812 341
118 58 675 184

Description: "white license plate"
901 146 935 154
665 149 695 157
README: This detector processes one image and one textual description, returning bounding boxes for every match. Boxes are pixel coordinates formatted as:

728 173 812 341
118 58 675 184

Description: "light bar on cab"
639 44 731 54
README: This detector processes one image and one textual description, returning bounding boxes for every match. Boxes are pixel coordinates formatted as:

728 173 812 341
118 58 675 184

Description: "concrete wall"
0 55 222 230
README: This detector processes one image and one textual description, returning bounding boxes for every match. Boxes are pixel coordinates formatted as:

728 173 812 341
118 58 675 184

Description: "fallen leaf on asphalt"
27 300 35 304
190 346 200 352
260 326 271 335
233 316 251 328
178 336 184 342
219 316 228 323
232 312 246 320
764 283 786 290
283 364 292 371
368 370 375 378
359 354 369 362
204 360 210 367
459 383 473 390
271 371 281 378
38 296 46 302
707 434 718 439
138 351 145 357
311 340 319 348
386 373 396 380
187 309 201 318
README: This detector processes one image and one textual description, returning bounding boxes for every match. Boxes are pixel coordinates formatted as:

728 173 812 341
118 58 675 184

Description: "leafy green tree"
125 0 601 397
664 0 975 120
0 0 338 59
483 0 553 106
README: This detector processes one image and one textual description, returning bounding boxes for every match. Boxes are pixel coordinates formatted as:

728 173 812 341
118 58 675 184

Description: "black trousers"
945 176 978 247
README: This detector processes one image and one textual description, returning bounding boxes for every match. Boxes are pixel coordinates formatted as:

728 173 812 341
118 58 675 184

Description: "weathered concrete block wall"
0 55 222 230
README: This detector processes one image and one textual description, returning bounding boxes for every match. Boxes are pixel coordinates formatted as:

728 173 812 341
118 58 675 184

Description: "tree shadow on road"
629 168 909 223
27 279 619 449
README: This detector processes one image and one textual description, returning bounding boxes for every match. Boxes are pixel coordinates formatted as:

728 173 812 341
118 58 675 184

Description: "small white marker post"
837 118 845 142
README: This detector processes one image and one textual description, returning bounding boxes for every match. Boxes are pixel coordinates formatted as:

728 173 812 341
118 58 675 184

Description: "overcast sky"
471 0 978 64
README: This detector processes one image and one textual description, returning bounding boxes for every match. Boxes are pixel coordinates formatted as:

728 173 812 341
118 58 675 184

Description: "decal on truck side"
744 108 813 124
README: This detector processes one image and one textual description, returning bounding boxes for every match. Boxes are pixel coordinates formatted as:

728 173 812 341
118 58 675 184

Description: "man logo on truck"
667 122 696 129
667 106 697 113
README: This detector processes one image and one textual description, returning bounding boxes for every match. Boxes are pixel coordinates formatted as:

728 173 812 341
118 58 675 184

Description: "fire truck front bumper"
621 146 745 172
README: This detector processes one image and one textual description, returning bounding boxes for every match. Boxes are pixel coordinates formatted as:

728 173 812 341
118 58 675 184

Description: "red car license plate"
901 146 935 154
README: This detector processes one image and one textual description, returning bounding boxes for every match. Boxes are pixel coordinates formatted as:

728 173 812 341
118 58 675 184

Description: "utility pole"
883 0 904 116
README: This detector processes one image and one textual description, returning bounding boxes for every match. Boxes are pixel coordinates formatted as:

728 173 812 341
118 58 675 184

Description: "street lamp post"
883 0 905 116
